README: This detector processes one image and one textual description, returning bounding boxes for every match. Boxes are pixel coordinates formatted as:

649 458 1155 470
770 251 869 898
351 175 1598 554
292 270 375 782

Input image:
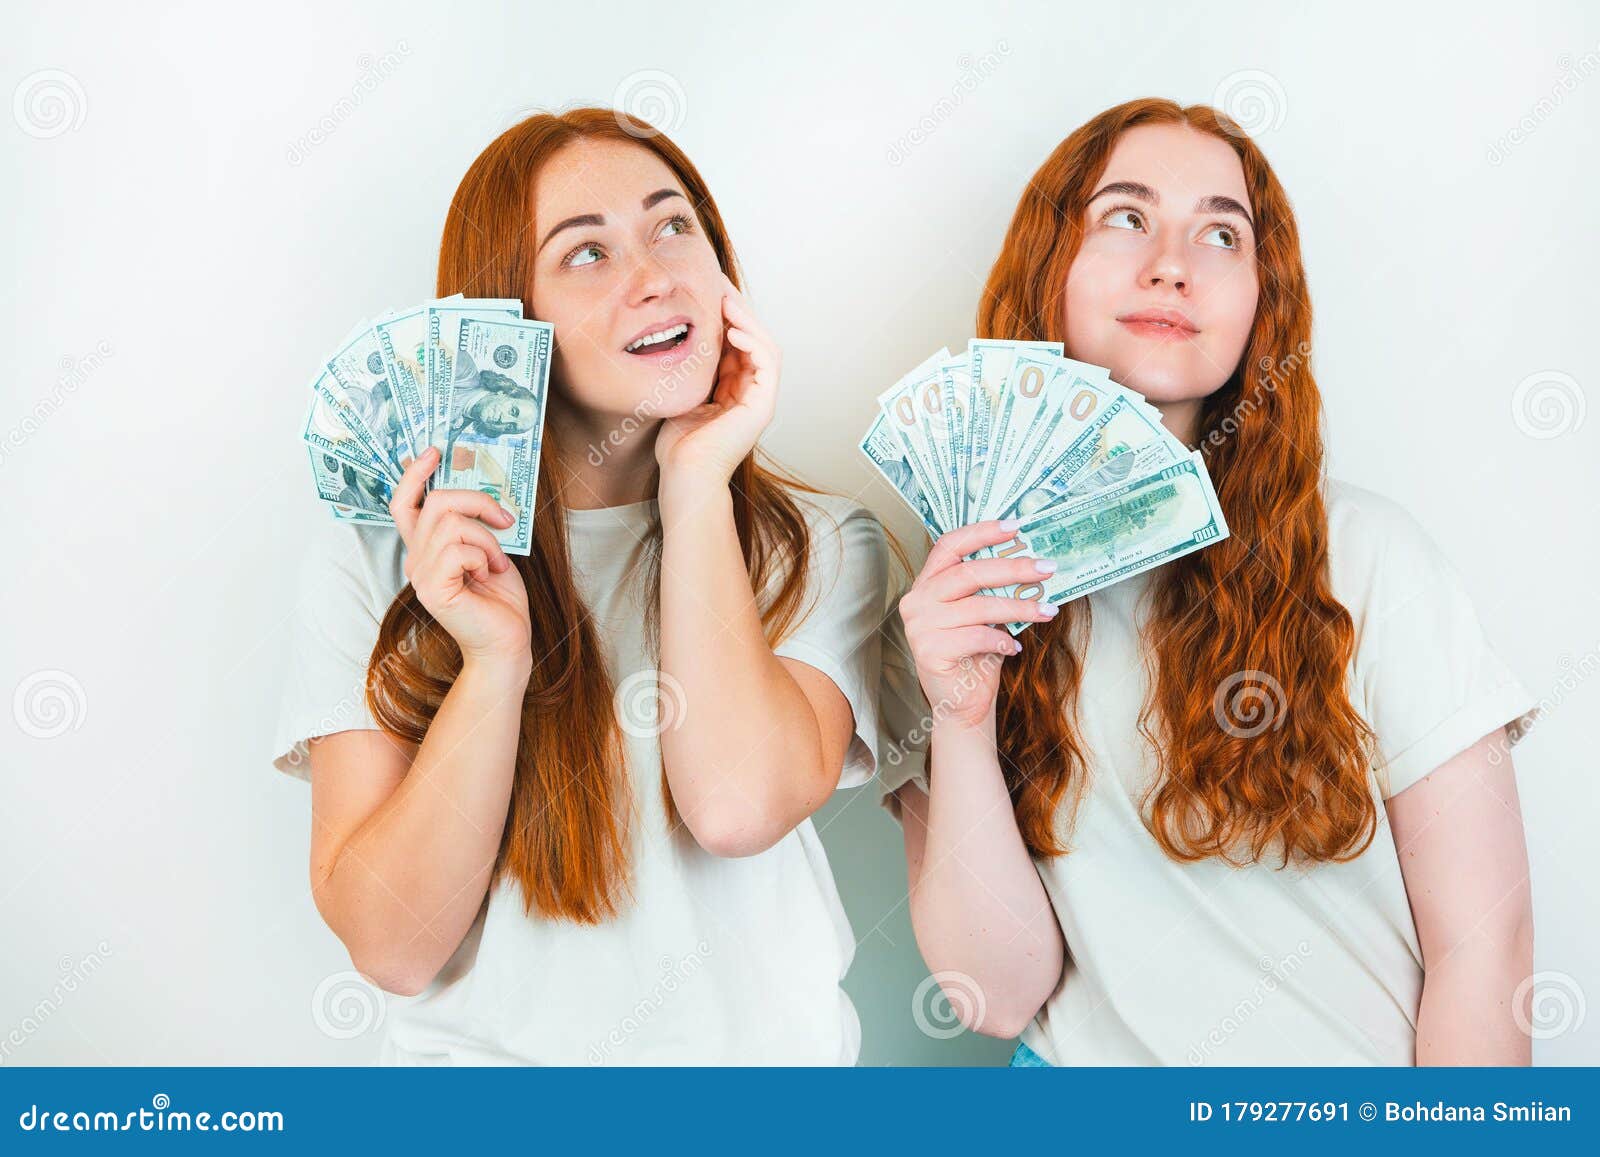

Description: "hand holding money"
862 339 1230 635
388 446 533 667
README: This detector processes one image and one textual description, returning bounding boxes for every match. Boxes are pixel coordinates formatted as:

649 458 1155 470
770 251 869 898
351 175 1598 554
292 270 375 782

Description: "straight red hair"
365 108 817 922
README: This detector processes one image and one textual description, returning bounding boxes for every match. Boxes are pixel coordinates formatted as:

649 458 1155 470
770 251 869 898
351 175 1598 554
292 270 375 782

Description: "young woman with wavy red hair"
272 108 892 1064
880 98 1541 1066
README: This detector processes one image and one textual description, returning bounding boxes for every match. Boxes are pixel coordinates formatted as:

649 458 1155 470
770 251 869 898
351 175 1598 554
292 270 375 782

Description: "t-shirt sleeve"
875 583 932 822
270 524 398 783
1347 494 1542 800
771 498 893 791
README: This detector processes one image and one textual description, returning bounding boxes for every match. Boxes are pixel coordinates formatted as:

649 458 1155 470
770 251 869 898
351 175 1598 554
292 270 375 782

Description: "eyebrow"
538 188 689 253
1087 180 1254 230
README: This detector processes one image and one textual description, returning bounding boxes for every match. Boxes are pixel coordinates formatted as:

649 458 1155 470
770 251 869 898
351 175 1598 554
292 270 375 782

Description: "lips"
1116 308 1197 334
623 317 693 355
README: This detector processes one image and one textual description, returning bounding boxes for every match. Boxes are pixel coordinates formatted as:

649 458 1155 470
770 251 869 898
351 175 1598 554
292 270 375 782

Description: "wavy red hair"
364 108 818 922
982 98 1377 866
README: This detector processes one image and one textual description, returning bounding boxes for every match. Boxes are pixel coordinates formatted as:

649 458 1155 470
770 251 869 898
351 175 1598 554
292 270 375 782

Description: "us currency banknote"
860 340 1227 631
300 296 549 546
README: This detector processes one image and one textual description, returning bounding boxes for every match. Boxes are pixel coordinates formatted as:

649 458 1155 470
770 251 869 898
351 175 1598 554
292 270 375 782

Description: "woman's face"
1062 122 1259 419
529 137 725 424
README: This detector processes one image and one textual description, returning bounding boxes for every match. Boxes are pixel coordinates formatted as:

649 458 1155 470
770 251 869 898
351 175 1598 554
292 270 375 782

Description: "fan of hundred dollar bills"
300 294 552 555
860 340 1230 633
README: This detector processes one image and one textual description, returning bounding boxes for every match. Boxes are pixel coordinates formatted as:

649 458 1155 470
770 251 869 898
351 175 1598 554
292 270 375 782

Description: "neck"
547 394 661 509
1155 397 1203 450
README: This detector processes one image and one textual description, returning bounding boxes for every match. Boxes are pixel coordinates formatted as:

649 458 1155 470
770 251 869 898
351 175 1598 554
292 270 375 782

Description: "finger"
414 487 516 549
389 445 440 545
428 541 492 590
920 519 1026 580
938 625 1025 659
424 511 511 574
926 555 1058 601
933 593 1058 629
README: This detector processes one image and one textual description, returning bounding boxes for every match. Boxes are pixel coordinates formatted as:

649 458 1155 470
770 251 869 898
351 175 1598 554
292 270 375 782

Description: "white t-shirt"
877 479 1541 1065
272 488 890 1065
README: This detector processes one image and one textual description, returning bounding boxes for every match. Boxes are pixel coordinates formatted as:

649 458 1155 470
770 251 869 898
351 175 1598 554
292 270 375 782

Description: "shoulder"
784 486 889 557
291 516 409 626
764 482 892 623
1323 477 1457 599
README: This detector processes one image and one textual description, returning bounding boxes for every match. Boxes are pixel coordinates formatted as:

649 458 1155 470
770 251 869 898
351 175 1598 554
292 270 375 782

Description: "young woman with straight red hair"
272 108 892 1064
880 98 1541 1066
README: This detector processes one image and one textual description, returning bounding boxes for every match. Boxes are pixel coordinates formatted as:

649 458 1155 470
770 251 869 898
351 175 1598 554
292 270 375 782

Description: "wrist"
658 472 735 524
460 648 533 685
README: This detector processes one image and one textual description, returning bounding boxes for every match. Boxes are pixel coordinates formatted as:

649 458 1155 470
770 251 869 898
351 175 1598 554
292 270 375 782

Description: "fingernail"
1039 601 1058 617
1034 558 1058 574
998 518 1022 531
1010 639 1024 653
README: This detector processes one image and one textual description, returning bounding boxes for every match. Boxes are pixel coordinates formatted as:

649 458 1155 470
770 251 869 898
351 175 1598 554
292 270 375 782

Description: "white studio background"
3 0 1595 1066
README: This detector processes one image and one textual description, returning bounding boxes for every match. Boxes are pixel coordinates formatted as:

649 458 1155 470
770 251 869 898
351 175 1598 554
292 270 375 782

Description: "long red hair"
983 98 1377 866
365 108 817 922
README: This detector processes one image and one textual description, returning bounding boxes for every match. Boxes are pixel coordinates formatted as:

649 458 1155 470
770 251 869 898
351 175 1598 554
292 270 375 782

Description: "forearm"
321 654 530 990
657 480 828 854
1415 928 1535 1065
905 715 1064 1036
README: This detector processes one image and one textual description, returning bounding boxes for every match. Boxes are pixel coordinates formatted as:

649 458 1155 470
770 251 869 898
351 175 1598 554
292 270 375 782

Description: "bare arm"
896 716 1066 1038
1386 726 1535 1065
657 477 856 857
891 521 1066 1037
307 444 536 996
309 652 530 996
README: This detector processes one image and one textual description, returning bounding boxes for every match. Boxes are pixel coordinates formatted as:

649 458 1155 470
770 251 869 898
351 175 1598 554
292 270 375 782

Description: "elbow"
685 809 786 859
345 945 437 998
968 990 1049 1040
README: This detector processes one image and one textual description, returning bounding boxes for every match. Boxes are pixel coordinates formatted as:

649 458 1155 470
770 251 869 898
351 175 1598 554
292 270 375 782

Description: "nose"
1139 232 1191 294
624 248 675 306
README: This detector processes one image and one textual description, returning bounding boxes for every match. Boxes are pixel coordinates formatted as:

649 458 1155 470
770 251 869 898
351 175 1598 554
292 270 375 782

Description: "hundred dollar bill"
859 411 943 540
308 447 394 524
326 319 418 477
935 354 973 526
996 391 1184 520
876 348 955 533
966 339 1063 522
372 306 433 477
438 316 552 555
975 353 1108 520
984 451 1230 634
425 298 524 459
302 368 401 483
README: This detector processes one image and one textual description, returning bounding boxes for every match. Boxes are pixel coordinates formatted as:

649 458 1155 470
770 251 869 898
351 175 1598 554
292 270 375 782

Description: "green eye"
658 213 694 239
564 242 603 268
1199 224 1241 250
